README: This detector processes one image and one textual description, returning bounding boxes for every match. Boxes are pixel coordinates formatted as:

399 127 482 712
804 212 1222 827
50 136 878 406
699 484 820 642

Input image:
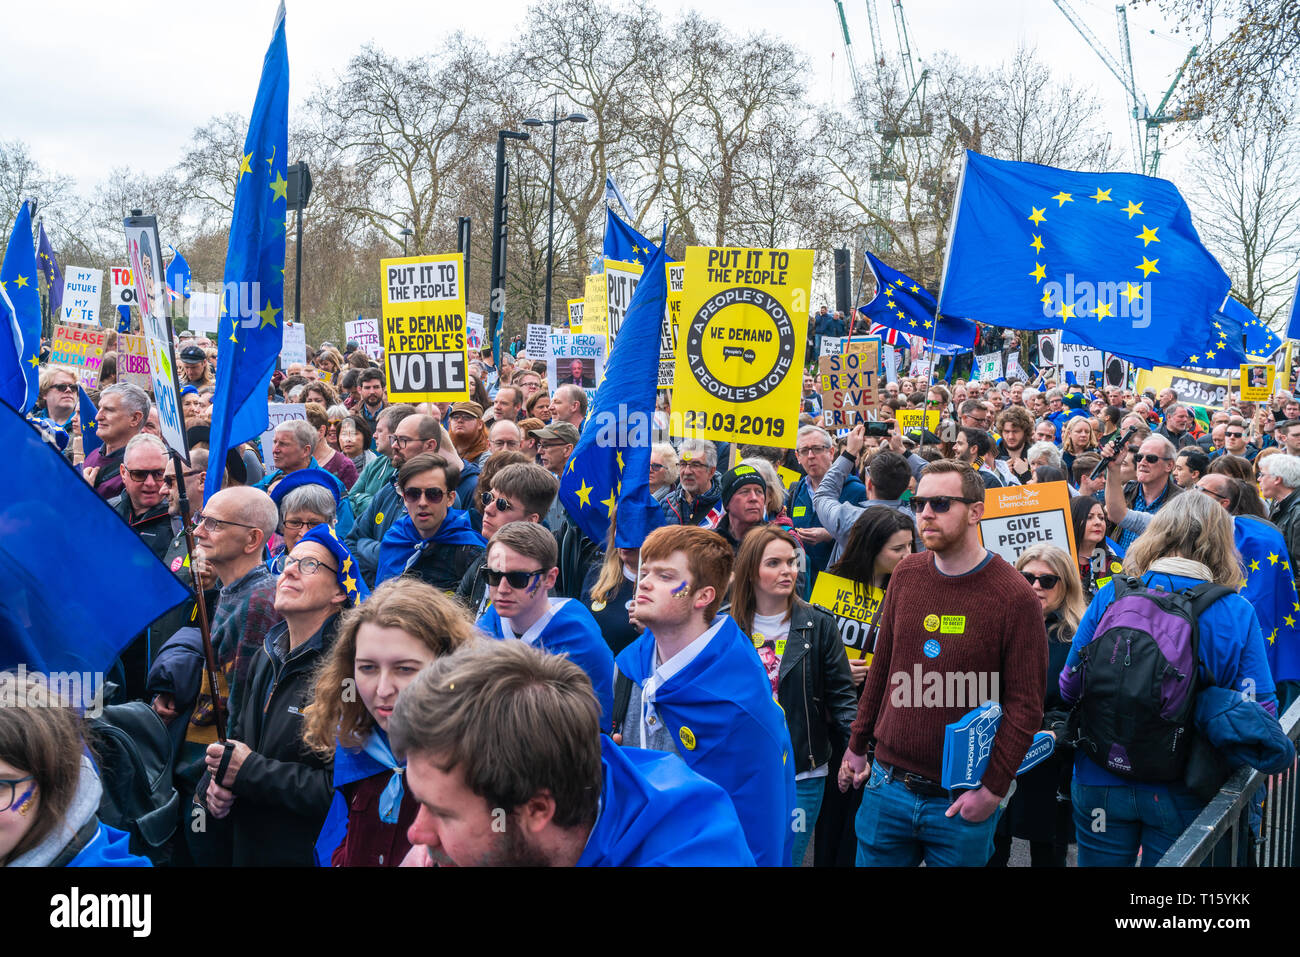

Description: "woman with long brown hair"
732 525 856 866
305 578 476 866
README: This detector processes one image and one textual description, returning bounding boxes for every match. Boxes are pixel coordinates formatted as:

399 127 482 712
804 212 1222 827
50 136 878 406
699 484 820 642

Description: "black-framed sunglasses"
484 568 545 589
125 468 165 483
402 486 446 504
1022 571 1061 589
479 491 513 512
1133 453 1169 465
49 382 78 393
912 495 980 514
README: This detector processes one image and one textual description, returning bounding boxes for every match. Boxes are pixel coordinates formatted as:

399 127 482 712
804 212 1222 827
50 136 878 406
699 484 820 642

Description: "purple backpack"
1069 576 1233 781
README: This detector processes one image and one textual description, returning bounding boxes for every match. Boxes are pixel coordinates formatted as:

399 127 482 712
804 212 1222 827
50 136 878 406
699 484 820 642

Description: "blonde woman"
989 544 1087 868
1061 417 1096 477
1060 492 1277 866
305 578 476 866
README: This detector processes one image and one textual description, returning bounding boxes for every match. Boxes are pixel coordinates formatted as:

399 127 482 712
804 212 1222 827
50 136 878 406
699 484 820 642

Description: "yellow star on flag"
1059 302 1075 322
1051 191 1073 206
908 319 918 328
894 279 906 287
883 286 893 297
344 574 358 593
1029 263 1047 283
1030 234 1044 253
1094 302 1114 319
1269 552 1280 565
1121 282 1143 304
1187 354 1199 364
923 320 933 329
13 275 28 289
1091 188 1112 203
1250 559 1261 571
342 557 352 573
237 151 253 181
259 300 281 329
269 171 288 203
1287 615 1297 629
1136 257 1160 278
575 479 593 507
1205 350 1216 360
1268 629 1277 645
1123 200 1143 219
909 284 919 293
27 354 38 368
1136 225 1160 246
1040 289 1053 306
1028 207 1046 225
616 451 625 473
600 489 617 517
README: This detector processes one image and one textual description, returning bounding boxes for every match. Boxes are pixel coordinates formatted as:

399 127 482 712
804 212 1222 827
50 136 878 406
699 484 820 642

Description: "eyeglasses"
1133 453 1169 465
125 468 165 483
402 485 446 504
1021 572 1061 589
648 462 665 473
1225 432 1245 439
480 491 514 512
281 517 326 531
0 776 34 813
911 495 980 514
273 554 338 576
163 469 201 487
679 460 712 471
391 435 421 448
193 511 260 534
490 439 521 450
1197 485 1230 502
796 445 832 455
49 382 77 393
485 568 545 589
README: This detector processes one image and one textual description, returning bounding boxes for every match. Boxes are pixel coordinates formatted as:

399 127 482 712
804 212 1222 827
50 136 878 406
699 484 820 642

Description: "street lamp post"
523 98 588 328
490 129 530 367
399 227 413 256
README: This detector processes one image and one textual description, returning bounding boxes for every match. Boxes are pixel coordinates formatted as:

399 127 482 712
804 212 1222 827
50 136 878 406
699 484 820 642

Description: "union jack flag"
868 322 906 347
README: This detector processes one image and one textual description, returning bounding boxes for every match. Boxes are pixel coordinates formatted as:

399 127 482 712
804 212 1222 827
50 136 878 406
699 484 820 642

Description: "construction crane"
1053 1 1200 175
832 0 864 110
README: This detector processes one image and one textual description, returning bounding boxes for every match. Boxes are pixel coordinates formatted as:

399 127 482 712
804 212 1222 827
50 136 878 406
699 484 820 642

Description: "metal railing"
1158 697 1300 867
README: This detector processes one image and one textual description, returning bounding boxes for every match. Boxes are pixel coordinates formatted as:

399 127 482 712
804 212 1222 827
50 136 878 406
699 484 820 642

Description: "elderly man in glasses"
111 433 174 563
376 452 486 590
788 424 865 581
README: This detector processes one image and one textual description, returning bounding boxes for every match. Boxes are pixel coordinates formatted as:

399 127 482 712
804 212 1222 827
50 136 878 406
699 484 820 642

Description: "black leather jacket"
775 601 858 775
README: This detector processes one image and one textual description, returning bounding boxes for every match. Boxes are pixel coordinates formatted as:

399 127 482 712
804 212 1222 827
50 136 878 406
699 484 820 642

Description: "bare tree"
0 139 74 239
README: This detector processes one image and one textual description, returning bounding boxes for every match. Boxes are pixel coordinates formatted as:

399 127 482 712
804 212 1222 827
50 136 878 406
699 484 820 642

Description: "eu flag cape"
478 598 615 731
577 737 756 866
615 614 796 866
1235 515 1300 684
375 510 484 584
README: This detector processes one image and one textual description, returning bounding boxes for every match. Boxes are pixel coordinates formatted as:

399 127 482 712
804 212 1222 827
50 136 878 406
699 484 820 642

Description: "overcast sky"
4 0 1203 196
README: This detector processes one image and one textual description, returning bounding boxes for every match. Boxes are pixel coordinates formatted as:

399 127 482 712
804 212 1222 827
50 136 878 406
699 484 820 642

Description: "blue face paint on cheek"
670 581 689 599
9 786 34 814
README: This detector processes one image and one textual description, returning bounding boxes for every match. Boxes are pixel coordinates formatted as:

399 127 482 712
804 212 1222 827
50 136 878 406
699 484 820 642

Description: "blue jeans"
791 777 825 866
854 762 1001 867
1071 778 1205 867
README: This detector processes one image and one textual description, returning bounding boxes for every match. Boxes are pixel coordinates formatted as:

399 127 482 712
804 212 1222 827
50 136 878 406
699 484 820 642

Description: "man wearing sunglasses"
1102 434 1183 551
1210 416 1259 462
110 433 173 563
839 460 1047 867
476 522 614 729
376 452 485 590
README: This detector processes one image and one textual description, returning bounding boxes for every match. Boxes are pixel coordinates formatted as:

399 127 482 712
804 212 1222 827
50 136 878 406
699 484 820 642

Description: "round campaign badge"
679 726 697 751
684 287 795 403
1110 561 1123 574
591 600 606 612
923 613 940 632
923 639 941 659
171 556 183 572
375 512 384 524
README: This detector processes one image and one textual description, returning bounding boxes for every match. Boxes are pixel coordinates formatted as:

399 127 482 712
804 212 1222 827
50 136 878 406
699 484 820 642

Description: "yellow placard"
778 464 801 489
1134 366 1230 410
670 246 813 449
604 259 642 344
567 298 584 335
659 262 684 389
379 254 468 402
1240 364 1275 402
977 480 1078 566
583 274 608 344
810 571 884 662
895 408 941 433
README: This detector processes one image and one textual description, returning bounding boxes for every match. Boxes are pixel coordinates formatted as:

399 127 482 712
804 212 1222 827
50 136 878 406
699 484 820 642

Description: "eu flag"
603 208 658 266
0 400 189 676
558 240 667 549
77 385 101 458
859 251 977 350
1219 296 1282 360
0 201 41 412
37 222 64 316
1235 515 1300 684
938 151 1231 368
205 2 288 504
0 284 25 411
166 246 191 301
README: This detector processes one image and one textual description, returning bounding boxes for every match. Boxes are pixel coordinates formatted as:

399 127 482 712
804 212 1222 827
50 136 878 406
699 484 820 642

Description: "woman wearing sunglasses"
305 578 474 866
731 525 857 867
987 545 1087 867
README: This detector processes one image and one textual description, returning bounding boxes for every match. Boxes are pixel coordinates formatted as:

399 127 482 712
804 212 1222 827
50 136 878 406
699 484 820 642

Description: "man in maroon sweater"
838 459 1046 866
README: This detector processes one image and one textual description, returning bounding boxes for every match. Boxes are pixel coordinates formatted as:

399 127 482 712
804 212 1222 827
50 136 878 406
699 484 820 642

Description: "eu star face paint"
670 580 690 599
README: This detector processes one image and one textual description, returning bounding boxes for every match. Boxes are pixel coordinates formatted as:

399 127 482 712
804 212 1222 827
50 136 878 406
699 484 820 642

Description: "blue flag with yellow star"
603 208 658 267
1219 295 1281 361
77 385 101 458
0 283 26 412
37 222 63 317
859 251 977 350
938 151 1231 368
1235 515 1300 684
166 246 191 301
1 201 41 412
205 2 288 504
558 238 667 549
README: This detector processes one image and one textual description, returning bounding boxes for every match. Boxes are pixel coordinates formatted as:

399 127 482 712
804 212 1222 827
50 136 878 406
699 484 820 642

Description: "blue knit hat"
295 523 369 607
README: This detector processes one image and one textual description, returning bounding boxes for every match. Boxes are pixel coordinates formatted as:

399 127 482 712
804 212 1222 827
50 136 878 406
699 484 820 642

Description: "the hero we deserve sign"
380 254 468 402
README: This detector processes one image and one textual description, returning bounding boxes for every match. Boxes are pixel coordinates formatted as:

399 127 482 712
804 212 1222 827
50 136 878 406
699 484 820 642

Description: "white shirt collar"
501 597 567 646
640 615 726 749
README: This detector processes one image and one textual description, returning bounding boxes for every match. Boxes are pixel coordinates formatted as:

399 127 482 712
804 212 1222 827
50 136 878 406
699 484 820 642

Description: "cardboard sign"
526 323 551 361
1135 366 1231 410
259 403 307 470
279 321 307 366
1006 352 1027 382
670 246 813 449
110 266 135 311
976 352 1003 382
819 339 879 429
59 267 102 325
659 262 684 389
124 216 187 460
50 324 106 390
380 253 469 402
1240 364 1275 402
188 291 220 335
117 334 152 391
978 480 1077 564
466 312 485 352
547 332 606 405
567 298 584 334
346 317 382 359
809 571 884 663
604 259 642 344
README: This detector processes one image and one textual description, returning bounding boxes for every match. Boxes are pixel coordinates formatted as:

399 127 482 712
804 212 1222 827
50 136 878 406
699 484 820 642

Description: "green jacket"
348 454 395 517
